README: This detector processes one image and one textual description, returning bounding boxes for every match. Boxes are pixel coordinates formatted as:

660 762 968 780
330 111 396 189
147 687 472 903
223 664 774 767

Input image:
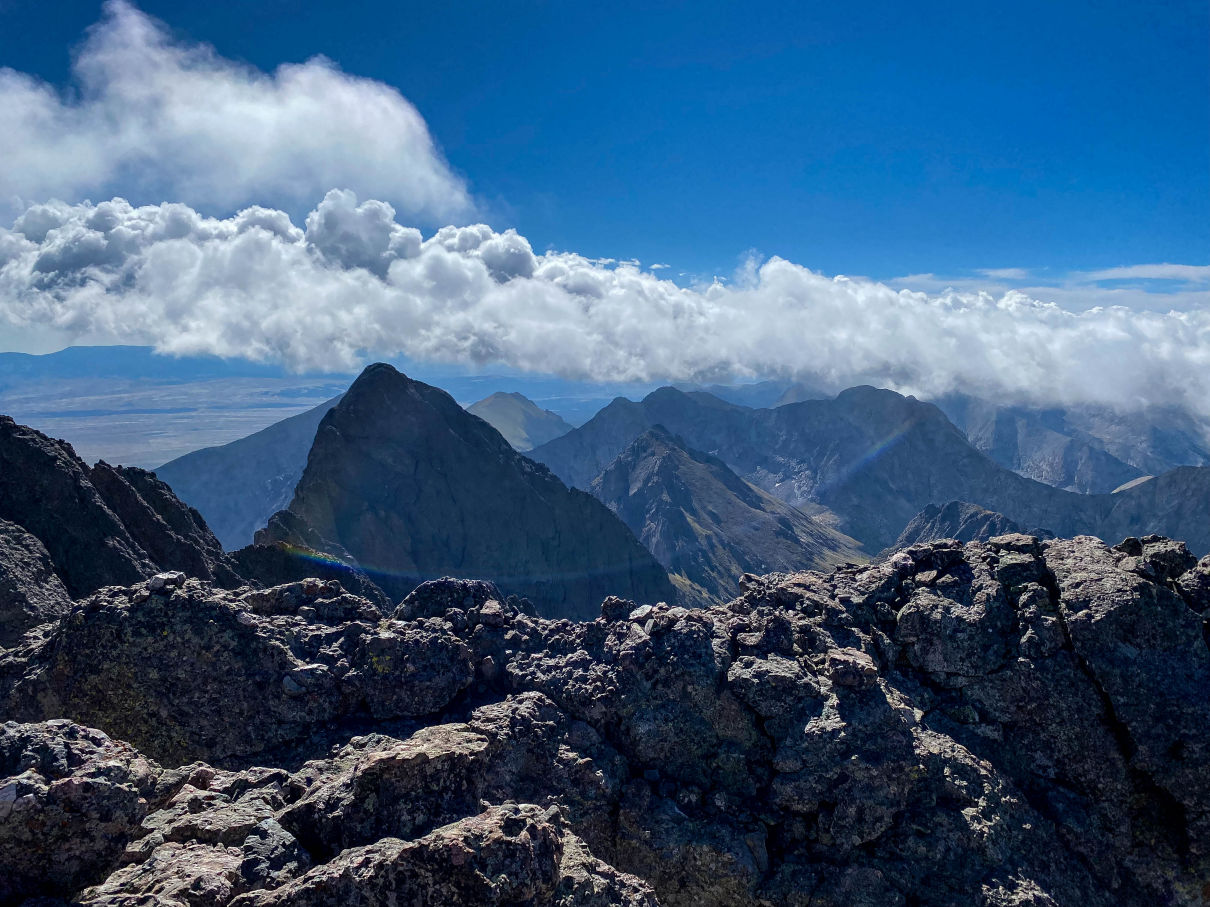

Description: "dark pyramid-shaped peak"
271 363 674 616
319 361 514 458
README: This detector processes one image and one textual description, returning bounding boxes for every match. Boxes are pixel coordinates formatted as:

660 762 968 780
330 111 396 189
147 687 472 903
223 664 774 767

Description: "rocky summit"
1 532 1207 906
259 363 674 618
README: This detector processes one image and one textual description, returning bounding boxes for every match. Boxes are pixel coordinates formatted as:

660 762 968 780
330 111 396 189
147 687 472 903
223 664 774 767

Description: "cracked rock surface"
1 533 1207 906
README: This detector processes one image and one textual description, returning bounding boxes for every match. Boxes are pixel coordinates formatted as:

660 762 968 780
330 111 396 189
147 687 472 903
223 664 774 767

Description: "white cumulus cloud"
0 1 470 222
2 193 1209 421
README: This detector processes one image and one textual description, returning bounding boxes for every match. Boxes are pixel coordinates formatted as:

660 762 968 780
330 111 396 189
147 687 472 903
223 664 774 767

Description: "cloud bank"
2 192 1208 418
0 1 470 221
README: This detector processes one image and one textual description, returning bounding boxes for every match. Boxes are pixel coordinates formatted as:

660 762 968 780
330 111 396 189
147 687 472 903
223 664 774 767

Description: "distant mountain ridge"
887 501 1052 553
591 426 864 605
933 393 1210 494
259 363 675 617
531 385 1210 555
466 391 573 451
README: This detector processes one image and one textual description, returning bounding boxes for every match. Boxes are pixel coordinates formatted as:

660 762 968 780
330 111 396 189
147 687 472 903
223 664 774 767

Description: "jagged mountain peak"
263 363 675 616
592 425 865 606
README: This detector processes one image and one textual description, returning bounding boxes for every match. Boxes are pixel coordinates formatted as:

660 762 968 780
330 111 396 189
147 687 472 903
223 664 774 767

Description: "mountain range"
143 375 1210 597
590 426 864 605
531 384 1210 555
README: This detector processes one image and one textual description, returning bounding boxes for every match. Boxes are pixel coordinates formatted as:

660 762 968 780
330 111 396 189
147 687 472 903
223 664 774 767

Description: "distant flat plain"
0 347 647 467
0 376 352 466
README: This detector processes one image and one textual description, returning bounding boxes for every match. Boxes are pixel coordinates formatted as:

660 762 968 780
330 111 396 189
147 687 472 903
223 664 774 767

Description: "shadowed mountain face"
466 391 574 452
261 364 675 617
0 415 243 604
0 518 71 648
0 416 152 597
591 427 865 606
1096 468 1210 553
531 385 1210 555
532 389 753 492
155 396 342 550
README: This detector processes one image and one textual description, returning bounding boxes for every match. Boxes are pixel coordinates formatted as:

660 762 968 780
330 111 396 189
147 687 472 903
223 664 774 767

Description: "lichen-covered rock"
232 804 648 907
278 725 490 859
1047 535 1210 885
75 763 311 906
0 720 162 903
1 535 1206 907
3 579 473 764
394 576 504 620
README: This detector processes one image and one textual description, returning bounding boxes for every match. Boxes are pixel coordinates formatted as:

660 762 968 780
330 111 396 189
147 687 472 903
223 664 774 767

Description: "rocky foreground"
1 534 1208 906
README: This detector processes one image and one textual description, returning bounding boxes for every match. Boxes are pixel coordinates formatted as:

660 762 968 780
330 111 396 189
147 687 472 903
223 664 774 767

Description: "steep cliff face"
1097 467 1210 555
0 415 156 596
0 415 259 607
2 534 1206 906
591 427 864 606
263 364 674 617
0 518 71 647
89 462 243 587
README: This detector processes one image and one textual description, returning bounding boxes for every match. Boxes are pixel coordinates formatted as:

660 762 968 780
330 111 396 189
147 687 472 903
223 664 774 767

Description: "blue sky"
0 0 1207 416
1 0 1206 281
